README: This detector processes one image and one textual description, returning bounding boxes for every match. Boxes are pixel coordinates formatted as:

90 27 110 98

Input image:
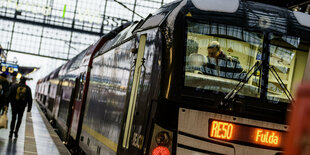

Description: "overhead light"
293 6 301 11
16 72 22 79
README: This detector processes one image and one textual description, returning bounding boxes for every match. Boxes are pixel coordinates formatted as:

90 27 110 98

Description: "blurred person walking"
0 73 9 129
0 73 9 114
7 76 32 138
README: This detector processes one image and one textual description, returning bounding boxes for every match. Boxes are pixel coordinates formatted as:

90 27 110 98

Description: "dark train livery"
35 0 310 154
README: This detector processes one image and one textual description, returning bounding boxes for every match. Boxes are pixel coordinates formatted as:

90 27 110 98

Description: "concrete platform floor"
0 102 71 155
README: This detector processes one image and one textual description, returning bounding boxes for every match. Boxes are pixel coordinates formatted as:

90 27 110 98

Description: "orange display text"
255 129 279 146
209 119 284 148
210 120 233 140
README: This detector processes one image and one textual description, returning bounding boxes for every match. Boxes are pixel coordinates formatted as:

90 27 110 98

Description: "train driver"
205 41 245 80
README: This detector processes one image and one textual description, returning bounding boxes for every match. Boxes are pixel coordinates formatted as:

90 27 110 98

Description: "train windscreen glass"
184 21 310 103
184 21 263 99
266 35 309 103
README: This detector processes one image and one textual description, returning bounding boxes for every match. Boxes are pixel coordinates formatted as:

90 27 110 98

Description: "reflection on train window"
184 21 263 98
266 35 309 103
184 21 310 103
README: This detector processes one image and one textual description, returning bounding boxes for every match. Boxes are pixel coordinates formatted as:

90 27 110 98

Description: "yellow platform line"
82 124 118 152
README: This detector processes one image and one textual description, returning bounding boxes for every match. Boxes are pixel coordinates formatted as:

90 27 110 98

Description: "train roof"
137 0 310 40
96 22 137 56
58 46 90 77
48 65 63 79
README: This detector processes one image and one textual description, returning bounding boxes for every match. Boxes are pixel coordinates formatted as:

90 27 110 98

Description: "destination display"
209 119 285 148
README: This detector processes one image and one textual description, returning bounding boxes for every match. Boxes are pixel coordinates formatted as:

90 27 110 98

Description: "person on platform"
8 76 32 138
0 73 9 114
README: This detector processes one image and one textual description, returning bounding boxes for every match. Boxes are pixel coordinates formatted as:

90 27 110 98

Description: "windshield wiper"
221 62 295 109
269 66 295 105
220 61 262 109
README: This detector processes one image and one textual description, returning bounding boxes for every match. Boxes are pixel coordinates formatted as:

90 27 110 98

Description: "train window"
98 24 137 55
266 35 310 103
184 21 263 98
76 73 85 100
69 49 87 71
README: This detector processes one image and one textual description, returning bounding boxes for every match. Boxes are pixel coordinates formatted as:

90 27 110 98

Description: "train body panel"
69 49 96 140
78 27 162 154
80 32 136 154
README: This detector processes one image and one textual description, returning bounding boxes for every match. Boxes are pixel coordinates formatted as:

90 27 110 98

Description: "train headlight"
155 131 170 146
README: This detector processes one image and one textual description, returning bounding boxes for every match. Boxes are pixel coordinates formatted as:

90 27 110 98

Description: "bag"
0 113 8 129
16 86 27 101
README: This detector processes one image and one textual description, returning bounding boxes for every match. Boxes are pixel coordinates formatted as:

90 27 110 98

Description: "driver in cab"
205 41 245 80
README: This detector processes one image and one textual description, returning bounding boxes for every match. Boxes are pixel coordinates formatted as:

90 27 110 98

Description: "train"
35 0 310 154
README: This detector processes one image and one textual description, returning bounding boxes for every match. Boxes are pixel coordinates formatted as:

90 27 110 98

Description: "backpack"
16 86 27 101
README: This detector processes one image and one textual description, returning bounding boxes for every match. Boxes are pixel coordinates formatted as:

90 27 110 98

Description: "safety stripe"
25 110 38 154
82 124 118 152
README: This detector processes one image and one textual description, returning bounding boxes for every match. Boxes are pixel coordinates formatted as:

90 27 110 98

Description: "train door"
35 82 39 99
53 80 63 121
46 83 51 107
42 82 48 105
64 78 79 143
122 34 147 153
55 79 76 140
45 82 54 119
69 73 85 141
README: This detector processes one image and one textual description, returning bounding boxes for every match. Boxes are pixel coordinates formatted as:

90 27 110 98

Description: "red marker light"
152 146 170 155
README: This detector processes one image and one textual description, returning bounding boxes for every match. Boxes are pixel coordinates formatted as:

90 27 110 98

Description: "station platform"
0 101 71 155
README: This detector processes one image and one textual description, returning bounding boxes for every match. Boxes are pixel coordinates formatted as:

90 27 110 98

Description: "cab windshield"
184 21 309 104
